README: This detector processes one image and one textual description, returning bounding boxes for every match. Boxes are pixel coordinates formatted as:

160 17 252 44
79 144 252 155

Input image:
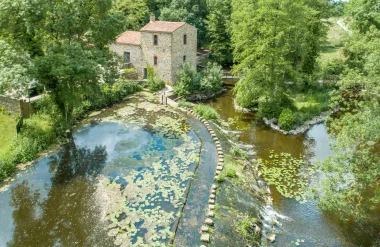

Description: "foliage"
174 63 198 96
178 100 194 108
258 151 314 203
216 173 225 183
0 41 31 97
317 1 380 220
124 68 137 75
205 0 233 65
235 215 259 242
226 167 237 178
320 58 345 81
194 104 219 120
231 0 329 107
231 146 248 160
174 63 223 97
147 65 165 92
0 0 124 126
258 93 295 119
112 0 149 30
200 63 223 92
278 109 297 131
159 0 208 46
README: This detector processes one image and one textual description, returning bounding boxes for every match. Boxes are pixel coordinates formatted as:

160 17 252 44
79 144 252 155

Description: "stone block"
205 218 214 226
211 189 216 195
212 184 217 189
210 194 215 199
201 234 210 242
208 211 215 217
201 225 209 232
208 199 215 204
215 171 220 175
209 204 215 210
216 166 223 171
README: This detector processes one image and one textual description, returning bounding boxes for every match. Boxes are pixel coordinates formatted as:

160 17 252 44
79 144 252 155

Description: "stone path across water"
173 116 218 247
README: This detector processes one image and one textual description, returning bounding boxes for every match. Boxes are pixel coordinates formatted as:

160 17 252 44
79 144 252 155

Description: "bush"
0 158 16 181
174 63 198 96
200 62 223 92
178 100 193 108
10 114 56 164
216 173 225 183
194 104 219 120
226 167 237 178
278 108 298 131
258 94 295 119
124 68 136 75
147 65 165 92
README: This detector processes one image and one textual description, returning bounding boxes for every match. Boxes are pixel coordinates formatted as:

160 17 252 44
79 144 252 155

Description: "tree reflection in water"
8 142 114 247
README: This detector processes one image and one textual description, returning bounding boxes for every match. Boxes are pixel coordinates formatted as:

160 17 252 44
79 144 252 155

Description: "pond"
0 93 204 247
207 81 380 246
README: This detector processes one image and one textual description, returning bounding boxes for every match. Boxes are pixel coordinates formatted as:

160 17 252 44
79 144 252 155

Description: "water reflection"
6 143 113 247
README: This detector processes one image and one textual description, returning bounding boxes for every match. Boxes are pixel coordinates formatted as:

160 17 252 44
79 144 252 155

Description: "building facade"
110 16 197 84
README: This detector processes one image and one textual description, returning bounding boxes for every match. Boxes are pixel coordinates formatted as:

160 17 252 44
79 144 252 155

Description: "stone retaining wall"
0 95 20 114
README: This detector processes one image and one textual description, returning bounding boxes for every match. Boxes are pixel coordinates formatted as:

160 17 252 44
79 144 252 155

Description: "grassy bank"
0 112 16 157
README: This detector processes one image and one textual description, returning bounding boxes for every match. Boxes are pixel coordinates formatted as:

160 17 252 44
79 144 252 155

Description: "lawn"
0 112 16 158
319 17 348 64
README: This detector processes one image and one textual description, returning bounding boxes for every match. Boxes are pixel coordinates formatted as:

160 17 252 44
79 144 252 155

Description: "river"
207 81 380 247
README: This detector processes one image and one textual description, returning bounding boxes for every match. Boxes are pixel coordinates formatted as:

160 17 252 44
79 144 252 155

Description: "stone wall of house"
171 24 197 83
141 32 173 83
110 43 145 78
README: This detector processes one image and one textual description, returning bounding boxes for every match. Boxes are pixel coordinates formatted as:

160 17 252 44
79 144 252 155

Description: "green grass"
0 112 17 157
319 17 348 64
194 104 219 120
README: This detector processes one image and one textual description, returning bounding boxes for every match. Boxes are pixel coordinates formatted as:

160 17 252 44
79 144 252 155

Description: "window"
153 35 158 45
143 68 148 79
154 56 158 65
183 56 186 62
124 51 130 64
184 35 187 45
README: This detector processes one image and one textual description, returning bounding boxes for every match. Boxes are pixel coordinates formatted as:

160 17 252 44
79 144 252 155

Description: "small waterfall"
260 205 290 236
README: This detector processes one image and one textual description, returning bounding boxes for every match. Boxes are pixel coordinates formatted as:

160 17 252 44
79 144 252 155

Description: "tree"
0 41 31 97
112 0 149 30
231 0 327 108
0 0 124 126
205 0 233 65
159 0 208 46
318 1 380 220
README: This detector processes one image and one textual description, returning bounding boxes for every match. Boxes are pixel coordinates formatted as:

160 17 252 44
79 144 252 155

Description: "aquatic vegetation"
94 93 201 246
226 167 237 178
258 151 315 203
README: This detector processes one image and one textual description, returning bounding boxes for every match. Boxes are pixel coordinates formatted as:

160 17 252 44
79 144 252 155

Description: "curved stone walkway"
172 108 224 247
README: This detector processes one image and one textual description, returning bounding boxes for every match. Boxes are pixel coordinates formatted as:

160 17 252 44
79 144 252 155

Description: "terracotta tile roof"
115 31 141 45
140 21 186 33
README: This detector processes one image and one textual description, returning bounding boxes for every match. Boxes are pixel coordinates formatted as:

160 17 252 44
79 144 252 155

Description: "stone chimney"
150 15 156 23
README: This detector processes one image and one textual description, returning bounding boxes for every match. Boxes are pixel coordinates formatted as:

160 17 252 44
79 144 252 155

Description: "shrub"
124 68 136 75
200 62 223 93
236 215 259 241
226 167 237 178
278 108 298 131
147 65 165 92
194 104 219 120
0 158 16 182
10 114 56 164
174 63 198 96
178 100 193 108
258 94 295 119
216 173 225 183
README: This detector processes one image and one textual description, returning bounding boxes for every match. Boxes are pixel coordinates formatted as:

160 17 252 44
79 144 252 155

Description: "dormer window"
153 35 158 45
184 35 187 45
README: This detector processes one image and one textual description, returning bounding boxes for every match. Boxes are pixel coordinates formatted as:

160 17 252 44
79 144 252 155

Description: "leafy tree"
200 62 223 92
159 0 208 46
174 63 198 96
231 0 327 109
318 0 380 221
0 41 31 97
112 0 149 30
205 0 233 65
0 0 124 126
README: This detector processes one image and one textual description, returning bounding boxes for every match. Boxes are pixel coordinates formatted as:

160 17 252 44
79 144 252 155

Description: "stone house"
110 16 197 84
